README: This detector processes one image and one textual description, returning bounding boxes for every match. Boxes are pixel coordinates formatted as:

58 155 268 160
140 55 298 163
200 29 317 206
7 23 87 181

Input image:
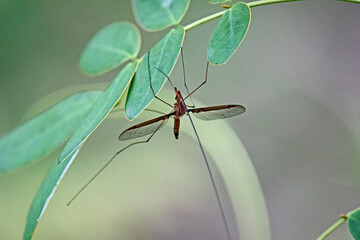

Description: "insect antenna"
147 52 173 108
154 67 175 88
67 129 160 206
179 92 232 240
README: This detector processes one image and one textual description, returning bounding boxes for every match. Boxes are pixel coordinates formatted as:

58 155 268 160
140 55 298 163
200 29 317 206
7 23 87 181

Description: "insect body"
172 88 186 139
118 86 245 141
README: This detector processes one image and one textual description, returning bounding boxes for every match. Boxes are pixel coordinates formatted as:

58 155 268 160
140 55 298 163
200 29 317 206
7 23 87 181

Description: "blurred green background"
1 0 360 239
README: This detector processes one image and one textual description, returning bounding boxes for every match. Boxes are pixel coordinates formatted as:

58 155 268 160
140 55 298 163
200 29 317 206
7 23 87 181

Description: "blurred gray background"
1 0 360 239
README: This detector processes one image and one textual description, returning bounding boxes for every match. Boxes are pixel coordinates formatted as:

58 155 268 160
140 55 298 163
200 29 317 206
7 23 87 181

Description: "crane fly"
119 48 245 141
67 48 245 240
118 91 245 141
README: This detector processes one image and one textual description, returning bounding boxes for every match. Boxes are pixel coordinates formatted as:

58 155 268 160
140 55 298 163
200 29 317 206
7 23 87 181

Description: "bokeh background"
1 0 360 239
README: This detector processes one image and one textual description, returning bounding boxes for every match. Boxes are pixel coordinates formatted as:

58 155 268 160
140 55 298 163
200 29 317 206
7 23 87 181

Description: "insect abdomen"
174 116 180 139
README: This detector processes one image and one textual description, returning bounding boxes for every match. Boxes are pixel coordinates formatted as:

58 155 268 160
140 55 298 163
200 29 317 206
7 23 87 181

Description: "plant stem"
316 207 360 240
184 0 305 31
316 215 348 240
248 0 304 7
336 0 360 3
184 10 226 31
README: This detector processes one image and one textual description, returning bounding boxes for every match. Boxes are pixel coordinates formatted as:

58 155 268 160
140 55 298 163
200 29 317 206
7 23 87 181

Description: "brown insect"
118 88 245 141
68 48 245 240
118 51 245 142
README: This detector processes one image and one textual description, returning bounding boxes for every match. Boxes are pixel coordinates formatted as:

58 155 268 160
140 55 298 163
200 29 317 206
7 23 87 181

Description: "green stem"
316 207 360 240
184 9 226 31
248 0 304 7
336 0 360 3
316 215 348 240
184 0 305 31
316 208 360 240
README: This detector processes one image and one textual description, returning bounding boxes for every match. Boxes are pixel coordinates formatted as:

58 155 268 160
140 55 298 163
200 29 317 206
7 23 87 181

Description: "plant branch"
316 215 348 240
248 0 305 7
184 9 226 31
336 0 360 3
316 207 360 240
184 0 305 31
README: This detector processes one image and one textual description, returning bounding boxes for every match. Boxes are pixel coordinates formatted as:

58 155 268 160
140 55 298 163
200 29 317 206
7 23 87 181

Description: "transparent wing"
118 113 173 141
189 105 246 121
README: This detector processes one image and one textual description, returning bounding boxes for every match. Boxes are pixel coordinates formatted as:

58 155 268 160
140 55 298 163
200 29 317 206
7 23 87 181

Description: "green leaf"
349 210 360 239
19 83 109 122
125 26 185 120
79 22 140 75
23 149 80 240
58 61 138 164
208 2 251 65
208 0 230 4
0 91 101 172
132 0 190 31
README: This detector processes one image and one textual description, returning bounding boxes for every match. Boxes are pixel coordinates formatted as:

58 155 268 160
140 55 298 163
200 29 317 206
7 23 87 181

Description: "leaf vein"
164 7 177 23
92 43 132 57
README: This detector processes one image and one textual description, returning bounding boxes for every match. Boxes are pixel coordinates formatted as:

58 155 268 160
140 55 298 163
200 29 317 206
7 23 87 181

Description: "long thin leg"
184 61 209 101
180 47 195 108
179 92 232 240
147 52 173 108
67 130 159 206
110 107 167 116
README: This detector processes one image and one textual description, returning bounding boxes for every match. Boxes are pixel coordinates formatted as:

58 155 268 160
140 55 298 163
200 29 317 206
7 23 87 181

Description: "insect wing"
190 105 246 121
118 113 172 141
